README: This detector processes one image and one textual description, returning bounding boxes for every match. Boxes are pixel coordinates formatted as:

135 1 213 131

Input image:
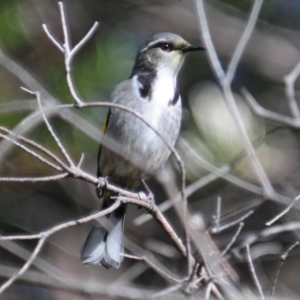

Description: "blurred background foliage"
1 0 300 299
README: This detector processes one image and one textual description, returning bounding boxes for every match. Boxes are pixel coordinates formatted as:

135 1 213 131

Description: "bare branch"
241 87 300 127
151 284 181 298
226 0 263 84
0 131 63 172
205 281 215 300
0 262 154 299
266 194 300 226
0 237 46 295
211 210 254 234
0 200 121 241
42 24 64 52
0 173 68 182
214 196 222 233
222 223 244 256
194 0 225 80
239 221 300 248
270 241 299 298
245 244 265 300
195 0 274 197
112 262 148 285
187 214 240 299
71 22 99 58
283 61 300 119
134 164 231 226
179 138 263 195
53 2 98 106
123 254 183 284
117 196 187 259
58 2 71 57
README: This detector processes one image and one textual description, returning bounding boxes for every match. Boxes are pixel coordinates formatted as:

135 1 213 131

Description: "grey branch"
246 244 265 300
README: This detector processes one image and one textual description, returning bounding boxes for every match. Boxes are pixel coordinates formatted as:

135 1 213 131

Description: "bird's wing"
97 108 112 178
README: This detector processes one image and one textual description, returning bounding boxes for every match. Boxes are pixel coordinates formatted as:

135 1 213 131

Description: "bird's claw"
96 177 108 198
139 179 155 212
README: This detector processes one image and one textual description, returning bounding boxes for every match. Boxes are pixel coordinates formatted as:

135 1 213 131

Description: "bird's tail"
81 200 126 269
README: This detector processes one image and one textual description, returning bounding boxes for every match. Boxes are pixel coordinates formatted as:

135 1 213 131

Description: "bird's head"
132 32 205 75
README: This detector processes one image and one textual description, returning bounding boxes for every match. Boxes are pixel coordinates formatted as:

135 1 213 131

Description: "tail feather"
81 203 126 269
80 226 106 264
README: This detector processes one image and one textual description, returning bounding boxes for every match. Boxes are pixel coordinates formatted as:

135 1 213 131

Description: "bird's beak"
182 44 206 53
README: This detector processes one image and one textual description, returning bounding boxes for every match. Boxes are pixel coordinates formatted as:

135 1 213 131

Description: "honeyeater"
81 32 205 268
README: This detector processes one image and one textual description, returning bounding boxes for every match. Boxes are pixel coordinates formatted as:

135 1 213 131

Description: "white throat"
151 67 177 105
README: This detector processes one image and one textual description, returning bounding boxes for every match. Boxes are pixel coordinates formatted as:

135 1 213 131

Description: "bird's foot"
96 177 108 198
139 179 155 212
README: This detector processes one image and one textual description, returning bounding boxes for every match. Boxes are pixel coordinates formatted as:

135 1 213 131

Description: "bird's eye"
160 43 171 51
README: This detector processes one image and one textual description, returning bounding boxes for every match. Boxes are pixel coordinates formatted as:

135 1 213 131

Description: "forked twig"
42 2 99 106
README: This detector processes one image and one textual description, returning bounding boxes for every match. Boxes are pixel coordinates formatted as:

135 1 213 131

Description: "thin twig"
270 241 299 298
56 2 98 106
239 221 300 249
283 60 300 119
42 24 64 52
0 125 68 170
205 281 214 300
226 0 263 84
0 237 46 295
134 165 230 226
245 244 265 300
214 196 222 233
0 200 120 241
112 262 148 285
58 2 71 59
77 153 84 168
241 87 300 127
22 87 74 169
266 194 300 226
118 196 187 259
122 254 183 284
0 131 63 172
179 137 262 196
71 22 99 58
222 223 244 256
150 284 181 298
0 173 68 182
43 3 99 107
211 210 254 233
35 90 75 167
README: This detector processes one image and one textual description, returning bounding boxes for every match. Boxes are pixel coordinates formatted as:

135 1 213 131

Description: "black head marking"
137 74 153 99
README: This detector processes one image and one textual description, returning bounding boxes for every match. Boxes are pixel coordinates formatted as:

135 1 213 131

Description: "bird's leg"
139 179 155 211
96 176 108 198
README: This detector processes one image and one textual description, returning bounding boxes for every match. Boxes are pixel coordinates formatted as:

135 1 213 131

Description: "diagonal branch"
226 0 263 84
195 0 274 197
0 237 46 295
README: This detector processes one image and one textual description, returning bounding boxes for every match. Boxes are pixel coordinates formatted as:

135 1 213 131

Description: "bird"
81 32 205 269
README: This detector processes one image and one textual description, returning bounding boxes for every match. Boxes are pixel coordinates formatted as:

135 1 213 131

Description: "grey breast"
99 79 182 186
